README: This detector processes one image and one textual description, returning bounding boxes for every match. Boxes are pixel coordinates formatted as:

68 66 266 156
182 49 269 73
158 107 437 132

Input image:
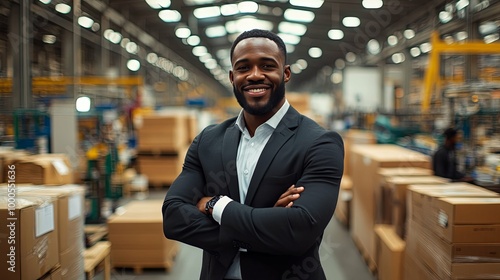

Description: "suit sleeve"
162 128 231 253
219 131 344 255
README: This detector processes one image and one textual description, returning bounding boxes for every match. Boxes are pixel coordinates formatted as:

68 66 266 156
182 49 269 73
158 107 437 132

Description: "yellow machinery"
422 31 500 112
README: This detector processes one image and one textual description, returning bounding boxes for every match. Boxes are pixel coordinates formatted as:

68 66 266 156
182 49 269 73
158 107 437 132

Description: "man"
162 29 344 280
433 127 471 182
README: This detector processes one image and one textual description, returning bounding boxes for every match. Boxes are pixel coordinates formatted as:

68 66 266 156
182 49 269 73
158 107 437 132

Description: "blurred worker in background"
433 127 473 182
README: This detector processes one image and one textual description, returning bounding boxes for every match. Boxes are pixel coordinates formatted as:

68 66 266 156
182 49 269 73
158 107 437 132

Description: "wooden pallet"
112 243 179 275
84 241 111 280
352 235 377 275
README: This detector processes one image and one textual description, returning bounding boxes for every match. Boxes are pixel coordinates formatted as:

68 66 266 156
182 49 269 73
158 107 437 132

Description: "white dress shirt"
212 100 290 279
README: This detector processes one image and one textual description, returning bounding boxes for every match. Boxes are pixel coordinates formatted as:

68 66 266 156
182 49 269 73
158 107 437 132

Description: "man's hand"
274 185 304 208
197 196 212 215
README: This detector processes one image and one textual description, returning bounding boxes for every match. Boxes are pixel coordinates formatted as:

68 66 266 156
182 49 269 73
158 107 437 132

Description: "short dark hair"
230 29 287 64
444 127 458 139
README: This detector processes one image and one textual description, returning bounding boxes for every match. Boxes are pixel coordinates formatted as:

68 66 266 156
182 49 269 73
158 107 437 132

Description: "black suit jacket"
162 106 344 280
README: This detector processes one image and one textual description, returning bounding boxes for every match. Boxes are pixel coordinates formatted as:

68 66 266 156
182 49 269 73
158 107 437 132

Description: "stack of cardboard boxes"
107 200 178 273
349 144 431 272
0 184 85 280
136 113 196 187
405 184 500 279
335 129 377 228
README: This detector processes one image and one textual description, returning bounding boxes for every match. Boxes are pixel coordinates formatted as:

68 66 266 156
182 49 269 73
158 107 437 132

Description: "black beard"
233 80 286 116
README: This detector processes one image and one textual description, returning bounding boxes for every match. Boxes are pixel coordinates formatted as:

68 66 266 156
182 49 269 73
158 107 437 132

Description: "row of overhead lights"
38 0 194 78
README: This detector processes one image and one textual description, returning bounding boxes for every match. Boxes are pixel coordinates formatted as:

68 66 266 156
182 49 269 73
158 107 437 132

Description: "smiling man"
162 29 344 280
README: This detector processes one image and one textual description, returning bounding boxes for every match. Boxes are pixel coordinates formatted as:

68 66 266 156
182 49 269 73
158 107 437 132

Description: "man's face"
229 37 291 116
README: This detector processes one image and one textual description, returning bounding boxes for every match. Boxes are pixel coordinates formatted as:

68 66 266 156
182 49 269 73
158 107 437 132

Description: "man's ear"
283 65 291 83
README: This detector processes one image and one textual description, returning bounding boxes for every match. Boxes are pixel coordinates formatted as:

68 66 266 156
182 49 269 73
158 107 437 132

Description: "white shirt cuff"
212 196 232 224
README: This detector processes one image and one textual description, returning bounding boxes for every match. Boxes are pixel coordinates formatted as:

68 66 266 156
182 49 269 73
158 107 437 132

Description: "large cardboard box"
374 225 405 280
0 149 30 183
0 195 59 280
107 200 178 269
350 144 431 267
407 183 500 237
432 197 500 243
342 129 377 178
406 220 500 279
137 115 188 153
137 154 183 186
14 154 73 185
10 185 86 279
383 175 449 238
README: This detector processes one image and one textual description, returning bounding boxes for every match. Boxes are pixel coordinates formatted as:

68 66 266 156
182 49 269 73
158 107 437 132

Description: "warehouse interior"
1 0 500 279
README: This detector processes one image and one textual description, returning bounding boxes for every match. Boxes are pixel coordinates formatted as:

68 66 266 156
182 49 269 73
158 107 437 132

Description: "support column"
10 0 33 109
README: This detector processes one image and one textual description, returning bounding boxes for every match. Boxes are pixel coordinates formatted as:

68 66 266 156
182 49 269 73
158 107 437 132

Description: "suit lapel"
222 124 241 202
244 107 300 205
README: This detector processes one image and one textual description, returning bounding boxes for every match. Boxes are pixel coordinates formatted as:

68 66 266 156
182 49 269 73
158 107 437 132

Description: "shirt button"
250 143 254 147
244 170 249 175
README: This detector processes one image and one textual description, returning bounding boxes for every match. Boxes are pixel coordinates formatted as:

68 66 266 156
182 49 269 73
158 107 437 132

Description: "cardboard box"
374 225 405 280
407 220 500 264
349 144 431 267
407 184 500 237
406 220 500 279
0 195 59 280
137 154 183 186
107 200 178 268
342 129 377 178
383 176 449 238
14 154 73 185
137 115 188 153
0 149 30 183
433 197 500 243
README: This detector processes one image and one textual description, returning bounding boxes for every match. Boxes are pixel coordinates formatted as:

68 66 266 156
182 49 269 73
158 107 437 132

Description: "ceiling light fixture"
278 33 301 45
238 1 259 13
362 0 383 9
55 3 71 14
145 0 171 9
403 29 415 39
308 47 322 58
206 25 227 37
420 42 432 53
391 53 405 64
42 35 57 44
39 0 51 4
175 26 191 39
221 4 239 16
343 17 361 28
296 59 308 69
78 15 94 29
193 6 221 19
76 96 91 113
439 11 453 23
387 35 398 46
328 29 344 40
346 52 356 62
187 35 201 46
127 59 141 71
410 47 421 57
278 22 307 36
283 9 315 23
289 0 324 9
192 46 208 56
367 39 381 54
158 10 181 22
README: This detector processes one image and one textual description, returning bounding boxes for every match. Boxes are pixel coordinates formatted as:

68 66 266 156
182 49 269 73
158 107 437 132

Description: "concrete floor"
95 190 375 280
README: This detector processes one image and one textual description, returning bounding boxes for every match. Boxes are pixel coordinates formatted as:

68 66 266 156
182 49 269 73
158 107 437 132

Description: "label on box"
52 159 69 175
438 210 448 228
35 203 55 237
68 194 82 220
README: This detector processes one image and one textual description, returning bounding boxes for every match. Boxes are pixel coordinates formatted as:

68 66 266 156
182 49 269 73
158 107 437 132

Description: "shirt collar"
235 99 290 132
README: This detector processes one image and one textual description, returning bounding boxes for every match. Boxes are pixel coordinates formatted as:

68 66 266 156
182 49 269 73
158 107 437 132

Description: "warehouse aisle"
97 190 375 280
